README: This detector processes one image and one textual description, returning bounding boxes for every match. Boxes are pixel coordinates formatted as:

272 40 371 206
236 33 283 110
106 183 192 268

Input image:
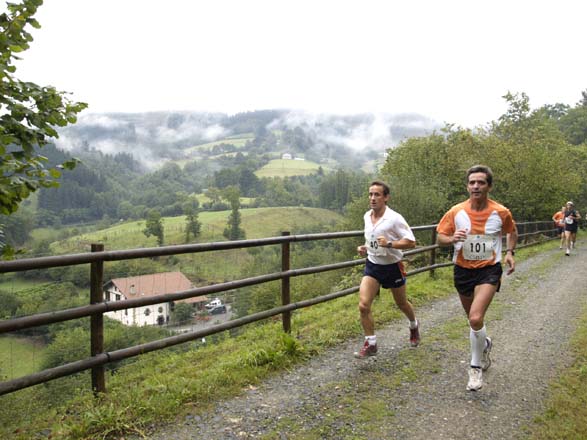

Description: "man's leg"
461 284 497 390
358 276 380 336
564 230 572 254
355 276 380 358
390 284 416 322
391 284 420 346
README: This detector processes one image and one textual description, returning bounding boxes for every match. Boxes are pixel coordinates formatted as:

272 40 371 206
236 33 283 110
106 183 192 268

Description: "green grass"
52 207 341 254
0 274 43 293
0 336 46 380
47 206 343 284
525 303 587 439
255 159 324 177
184 135 253 154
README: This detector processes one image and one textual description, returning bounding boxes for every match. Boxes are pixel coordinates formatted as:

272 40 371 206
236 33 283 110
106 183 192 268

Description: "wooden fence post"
281 231 291 333
429 229 437 278
90 243 106 395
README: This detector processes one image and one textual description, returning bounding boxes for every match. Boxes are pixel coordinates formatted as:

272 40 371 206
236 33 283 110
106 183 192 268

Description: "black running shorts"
453 263 502 297
364 259 406 289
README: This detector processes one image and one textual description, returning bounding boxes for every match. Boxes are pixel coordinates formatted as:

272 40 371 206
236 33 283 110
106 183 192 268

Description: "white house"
103 271 207 326
281 153 292 160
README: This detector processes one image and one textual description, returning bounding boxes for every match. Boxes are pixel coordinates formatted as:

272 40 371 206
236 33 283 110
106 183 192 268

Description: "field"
0 336 45 380
52 207 341 253
0 275 43 293
255 159 323 177
184 134 254 155
48 207 343 283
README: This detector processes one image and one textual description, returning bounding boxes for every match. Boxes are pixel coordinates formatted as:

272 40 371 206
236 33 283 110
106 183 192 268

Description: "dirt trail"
141 243 587 439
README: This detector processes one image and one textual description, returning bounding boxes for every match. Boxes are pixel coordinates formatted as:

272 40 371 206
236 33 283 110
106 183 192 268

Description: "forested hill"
53 110 438 166
1 110 437 247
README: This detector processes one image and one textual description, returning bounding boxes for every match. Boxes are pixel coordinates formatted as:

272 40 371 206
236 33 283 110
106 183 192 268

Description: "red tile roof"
108 271 207 303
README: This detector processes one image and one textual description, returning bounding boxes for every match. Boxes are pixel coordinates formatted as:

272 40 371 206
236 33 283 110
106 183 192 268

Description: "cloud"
270 110 439 150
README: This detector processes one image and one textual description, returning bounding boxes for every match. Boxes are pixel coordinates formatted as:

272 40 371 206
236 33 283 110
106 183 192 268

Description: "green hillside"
50 207 343 283
184 134 254 154
53 207 341 253
255 158 324 177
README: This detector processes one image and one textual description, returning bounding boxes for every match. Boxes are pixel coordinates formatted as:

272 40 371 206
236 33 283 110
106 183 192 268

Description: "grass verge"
525 302 587 439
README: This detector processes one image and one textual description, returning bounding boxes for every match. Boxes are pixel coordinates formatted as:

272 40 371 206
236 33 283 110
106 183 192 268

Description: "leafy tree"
172 302 193 324
0 0 87 217
184 205 202 243
223 187 246 241
205 186 222 206
143 209 164 246
558 104 587 145
0 289 22 319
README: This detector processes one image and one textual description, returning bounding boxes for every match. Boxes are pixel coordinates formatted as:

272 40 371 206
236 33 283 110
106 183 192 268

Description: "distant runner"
563 201 581 255
354 180 420 359
437 165 518 391
552 206 565 249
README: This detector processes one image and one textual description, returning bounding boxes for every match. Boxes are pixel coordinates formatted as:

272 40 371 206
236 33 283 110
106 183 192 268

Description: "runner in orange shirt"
552 206 565 249
437 165 518 391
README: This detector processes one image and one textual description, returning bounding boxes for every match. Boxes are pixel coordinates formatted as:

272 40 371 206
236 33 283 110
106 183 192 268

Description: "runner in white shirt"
354 180 420 359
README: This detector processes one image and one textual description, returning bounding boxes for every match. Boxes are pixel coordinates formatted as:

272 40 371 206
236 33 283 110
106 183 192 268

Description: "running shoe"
481 337 492 371
466 367 483 391
354 340 377 359
409 323 421 347
565 248 570 256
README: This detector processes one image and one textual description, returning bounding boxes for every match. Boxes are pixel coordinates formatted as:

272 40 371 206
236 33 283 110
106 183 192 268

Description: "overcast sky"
11 0 587 128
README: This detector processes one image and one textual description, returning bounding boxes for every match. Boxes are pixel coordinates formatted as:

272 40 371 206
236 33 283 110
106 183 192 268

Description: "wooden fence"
0 221 556 396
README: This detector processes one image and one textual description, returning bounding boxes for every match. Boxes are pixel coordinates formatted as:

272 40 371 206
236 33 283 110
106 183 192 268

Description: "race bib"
462 234 497 261
565 217 573 224
366 235 387 256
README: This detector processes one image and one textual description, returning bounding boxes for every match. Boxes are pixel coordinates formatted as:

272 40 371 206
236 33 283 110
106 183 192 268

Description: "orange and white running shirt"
552 211 564 227
436 199 516 269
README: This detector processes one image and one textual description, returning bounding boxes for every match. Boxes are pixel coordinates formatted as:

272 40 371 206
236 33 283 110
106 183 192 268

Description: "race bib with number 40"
366 235 387 256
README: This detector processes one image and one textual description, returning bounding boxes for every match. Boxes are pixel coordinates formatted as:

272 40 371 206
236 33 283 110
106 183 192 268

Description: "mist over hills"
54 110 440 169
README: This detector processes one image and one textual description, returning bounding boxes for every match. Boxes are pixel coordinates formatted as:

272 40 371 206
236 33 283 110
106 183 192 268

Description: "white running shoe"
467 367 483 391
481 337 492 371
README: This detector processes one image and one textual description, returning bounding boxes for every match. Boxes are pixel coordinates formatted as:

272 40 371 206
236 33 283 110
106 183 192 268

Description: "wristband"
387 241 393 249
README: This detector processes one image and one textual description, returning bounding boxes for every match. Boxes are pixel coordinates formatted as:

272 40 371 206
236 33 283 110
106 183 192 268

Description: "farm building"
103 271 207 326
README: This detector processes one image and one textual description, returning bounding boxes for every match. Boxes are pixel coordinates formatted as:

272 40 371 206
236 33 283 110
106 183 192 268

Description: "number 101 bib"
462 234 498 260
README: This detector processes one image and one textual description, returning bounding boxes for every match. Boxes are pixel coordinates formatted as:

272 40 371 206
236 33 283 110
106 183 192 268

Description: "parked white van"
205 298 223 309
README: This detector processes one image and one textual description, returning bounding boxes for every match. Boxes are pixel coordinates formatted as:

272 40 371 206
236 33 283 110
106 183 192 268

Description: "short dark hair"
466 165 493 186
370 180 390 196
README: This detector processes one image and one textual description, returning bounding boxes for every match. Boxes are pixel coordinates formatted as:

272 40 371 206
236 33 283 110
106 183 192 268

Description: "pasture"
49 207 343 284
184 134 254 155
0 336 45 380
255 159 323 177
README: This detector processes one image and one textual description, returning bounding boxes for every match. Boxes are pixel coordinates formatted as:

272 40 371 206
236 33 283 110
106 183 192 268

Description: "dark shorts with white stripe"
453 263 502 297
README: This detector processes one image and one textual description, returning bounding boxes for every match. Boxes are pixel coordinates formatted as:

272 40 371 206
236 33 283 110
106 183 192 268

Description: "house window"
115 294 121 301
105 292 111 301
158 306 163 313
124 309 128 316
144 308 151 316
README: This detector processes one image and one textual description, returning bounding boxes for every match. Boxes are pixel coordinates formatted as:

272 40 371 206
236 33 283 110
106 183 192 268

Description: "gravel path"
140 243 587 439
